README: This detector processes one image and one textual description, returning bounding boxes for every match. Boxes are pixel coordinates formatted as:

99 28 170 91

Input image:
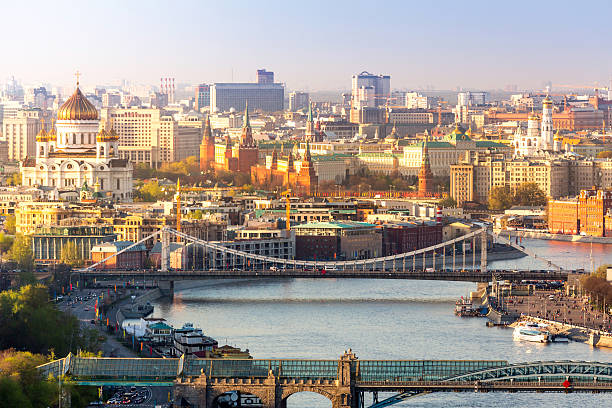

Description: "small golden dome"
96 128 107 143
36 125 48 142
57 86 98 121
107 127 119 141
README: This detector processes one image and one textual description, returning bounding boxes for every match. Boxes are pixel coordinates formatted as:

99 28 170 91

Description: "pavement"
501 290 612 333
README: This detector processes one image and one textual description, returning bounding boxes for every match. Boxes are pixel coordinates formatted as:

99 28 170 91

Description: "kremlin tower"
418 140 434 196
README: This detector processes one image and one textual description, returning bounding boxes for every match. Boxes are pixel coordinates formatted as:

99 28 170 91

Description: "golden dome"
107 127 119 141
96 128 108 143
57 86 98 121
96 127 119 143
36 125 48 142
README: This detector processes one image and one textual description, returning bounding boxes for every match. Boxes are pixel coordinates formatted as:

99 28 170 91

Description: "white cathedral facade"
513 95 562 157
20 82 133 201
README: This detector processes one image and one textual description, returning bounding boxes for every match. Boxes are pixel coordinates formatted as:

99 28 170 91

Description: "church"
20 78 133 201
513 95 562 156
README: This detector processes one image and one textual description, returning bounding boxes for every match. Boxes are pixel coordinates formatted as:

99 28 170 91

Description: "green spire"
244 100 250 128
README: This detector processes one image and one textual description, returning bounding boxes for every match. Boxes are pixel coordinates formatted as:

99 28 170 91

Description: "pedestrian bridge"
38 352 612 407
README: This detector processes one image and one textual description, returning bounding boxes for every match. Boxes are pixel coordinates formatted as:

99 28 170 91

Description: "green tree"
0 285 96 356
9 173 21 186
488 186 514 210
60 241 82 267
594 264 612 279
3 215 15 235
514 182 547 206
137 180 165 202
0 232 14 253
7 235 34 273
597 151 612 159
439 196 457 208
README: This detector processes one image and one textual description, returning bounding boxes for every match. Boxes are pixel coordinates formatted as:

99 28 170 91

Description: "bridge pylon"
481 228 488 272
161 227 170 272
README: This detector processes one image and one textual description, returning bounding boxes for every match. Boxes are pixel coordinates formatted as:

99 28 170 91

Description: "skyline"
2 0 612 91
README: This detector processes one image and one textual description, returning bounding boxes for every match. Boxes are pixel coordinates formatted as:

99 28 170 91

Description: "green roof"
258 141 298 149
475 141 509 148
357 152 396 158
311 153 353 162
405 141 454 148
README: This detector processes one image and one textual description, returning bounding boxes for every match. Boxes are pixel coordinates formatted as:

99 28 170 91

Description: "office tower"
256 69 274 84
289 91 309 111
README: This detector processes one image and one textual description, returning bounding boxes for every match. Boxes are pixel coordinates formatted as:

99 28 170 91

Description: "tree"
7 235 34 273
3 215 15 235
597 151 612 159
60 241 82 267
439 196 457 208
0 233 14 253
594 264 612 279
514 182 547 206
136 180 164 202
488 186 514 210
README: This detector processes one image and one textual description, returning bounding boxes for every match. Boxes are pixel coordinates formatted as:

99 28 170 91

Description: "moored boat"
513 321 550 343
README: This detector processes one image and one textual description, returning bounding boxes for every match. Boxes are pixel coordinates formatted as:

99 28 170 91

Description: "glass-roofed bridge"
38 351 612 408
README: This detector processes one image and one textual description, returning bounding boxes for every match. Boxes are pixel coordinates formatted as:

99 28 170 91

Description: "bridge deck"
39 356 612 391
76 269 570 283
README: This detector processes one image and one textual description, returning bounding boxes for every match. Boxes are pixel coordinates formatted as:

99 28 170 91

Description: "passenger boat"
513 322 550 343
455 297 486 317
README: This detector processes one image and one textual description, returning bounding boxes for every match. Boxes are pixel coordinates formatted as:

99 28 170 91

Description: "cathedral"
20 78 133 201
199 103 259 174
513 95 562 156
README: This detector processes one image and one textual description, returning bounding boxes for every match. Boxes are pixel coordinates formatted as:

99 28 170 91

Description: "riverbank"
500 229 612 244
511 316 612 348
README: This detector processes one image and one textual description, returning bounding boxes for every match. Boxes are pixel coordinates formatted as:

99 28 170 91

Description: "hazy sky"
3 0 612 91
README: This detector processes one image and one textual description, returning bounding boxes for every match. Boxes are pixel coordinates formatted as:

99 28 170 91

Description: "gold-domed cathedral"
20 76 133 201
417 140 434 196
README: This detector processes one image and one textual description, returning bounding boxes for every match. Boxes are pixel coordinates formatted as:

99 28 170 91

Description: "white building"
20 82 133 201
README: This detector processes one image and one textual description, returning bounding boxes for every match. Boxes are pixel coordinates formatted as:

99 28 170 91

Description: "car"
90 319 96 324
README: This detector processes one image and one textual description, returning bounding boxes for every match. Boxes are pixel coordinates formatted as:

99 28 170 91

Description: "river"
151 239 612 407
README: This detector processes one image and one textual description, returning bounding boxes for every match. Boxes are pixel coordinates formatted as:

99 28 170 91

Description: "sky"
2 0 612 92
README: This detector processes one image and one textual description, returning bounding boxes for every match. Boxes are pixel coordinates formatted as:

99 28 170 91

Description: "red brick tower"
418 141 434 196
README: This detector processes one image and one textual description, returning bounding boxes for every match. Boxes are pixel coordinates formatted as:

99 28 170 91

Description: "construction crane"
282 189 292 231
175 179 181 239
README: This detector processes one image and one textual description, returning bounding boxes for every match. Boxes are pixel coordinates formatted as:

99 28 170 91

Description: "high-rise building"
2 108 51 161
350 71 390 123
100 108 201 165
210 83 284 112
256 69 274 84
194 84 210 111
457 91 487 107
289 91 309 112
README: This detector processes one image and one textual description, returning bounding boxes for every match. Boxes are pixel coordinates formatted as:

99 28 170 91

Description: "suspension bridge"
76 226 569 287
38 351 612 408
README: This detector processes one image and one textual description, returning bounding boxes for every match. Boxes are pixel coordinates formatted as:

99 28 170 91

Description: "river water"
151 239 612 407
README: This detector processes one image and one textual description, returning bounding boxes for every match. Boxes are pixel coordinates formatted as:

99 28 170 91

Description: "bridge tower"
480 228 487 272
161 227 170 272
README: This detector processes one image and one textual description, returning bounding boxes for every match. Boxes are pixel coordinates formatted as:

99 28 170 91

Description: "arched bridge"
76 227 570 285
38 352 612 408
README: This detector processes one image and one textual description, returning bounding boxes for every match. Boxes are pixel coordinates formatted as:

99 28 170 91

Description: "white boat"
513 322 550 343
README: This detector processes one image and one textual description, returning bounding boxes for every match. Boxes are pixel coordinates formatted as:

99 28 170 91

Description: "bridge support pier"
159 280 174 299
173 350 360 408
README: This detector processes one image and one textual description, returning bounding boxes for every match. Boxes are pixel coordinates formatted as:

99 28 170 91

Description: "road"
58 289 138 358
